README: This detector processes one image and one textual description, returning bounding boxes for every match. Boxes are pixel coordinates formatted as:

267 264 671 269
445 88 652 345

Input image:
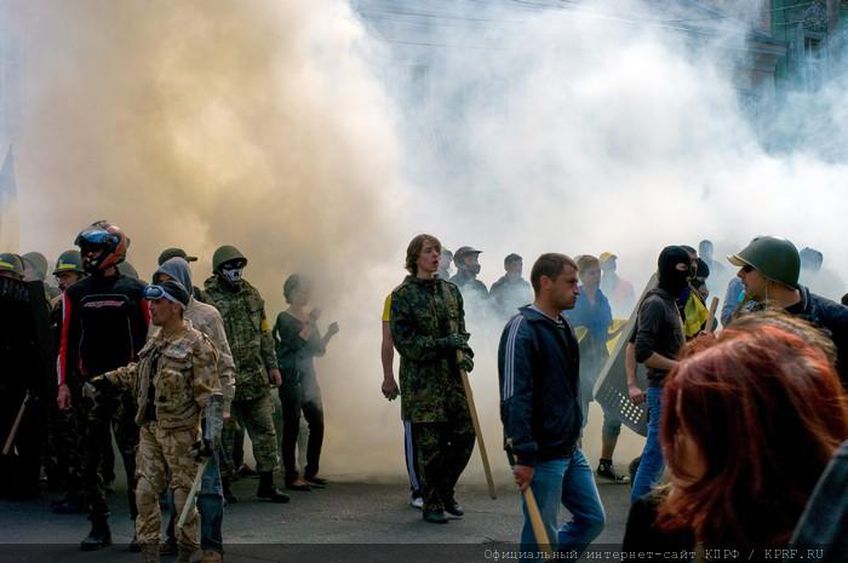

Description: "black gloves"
436 333 468 350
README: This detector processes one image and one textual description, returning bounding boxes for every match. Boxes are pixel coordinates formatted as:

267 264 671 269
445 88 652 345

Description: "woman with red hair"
656 316 848 553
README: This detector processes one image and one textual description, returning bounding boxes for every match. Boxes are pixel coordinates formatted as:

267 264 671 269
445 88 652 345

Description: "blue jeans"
520 449 606 556
630 386 665 503
166 448 224 553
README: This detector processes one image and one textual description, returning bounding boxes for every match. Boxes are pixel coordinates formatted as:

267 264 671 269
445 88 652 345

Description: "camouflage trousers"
221 392 278 477
411 415 475 512
77 386 139 519
136 423 200 549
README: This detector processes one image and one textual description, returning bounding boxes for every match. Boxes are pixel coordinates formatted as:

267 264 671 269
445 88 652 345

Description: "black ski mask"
657 246 692 296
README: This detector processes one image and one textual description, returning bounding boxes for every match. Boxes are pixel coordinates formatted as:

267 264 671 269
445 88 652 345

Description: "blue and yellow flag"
0 144 19 250
684 291 709 338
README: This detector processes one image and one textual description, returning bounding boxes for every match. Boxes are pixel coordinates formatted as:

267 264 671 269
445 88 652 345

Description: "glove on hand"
458 355 474 373
437 333 467 350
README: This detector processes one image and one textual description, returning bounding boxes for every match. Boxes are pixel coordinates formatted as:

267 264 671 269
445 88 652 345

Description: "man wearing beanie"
154 258 235 562
89 280 222 563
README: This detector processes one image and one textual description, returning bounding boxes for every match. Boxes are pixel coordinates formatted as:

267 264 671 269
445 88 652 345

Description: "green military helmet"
22 251 49 281
212 245 248 272
727 236 800 288
53 250 86 276
0 252 25 279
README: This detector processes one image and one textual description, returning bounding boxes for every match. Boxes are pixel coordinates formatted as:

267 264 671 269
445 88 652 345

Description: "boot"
200 550 223 563
177 546 195 563
141 543 161 563
130 532 143 552
256 472 290 503
222 477 238 504
80 515 112 551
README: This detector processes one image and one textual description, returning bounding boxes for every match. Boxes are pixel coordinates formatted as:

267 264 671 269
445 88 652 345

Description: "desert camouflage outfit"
103 320 221 550
204 276 279 476
390 275 475 513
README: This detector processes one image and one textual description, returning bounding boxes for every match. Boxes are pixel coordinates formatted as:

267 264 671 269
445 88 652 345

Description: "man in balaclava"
629 246 688 504
203 245 289 504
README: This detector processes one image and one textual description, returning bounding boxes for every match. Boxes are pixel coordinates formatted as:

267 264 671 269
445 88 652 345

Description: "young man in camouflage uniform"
391 234 476 524
90 280 222 563
203 245 289 503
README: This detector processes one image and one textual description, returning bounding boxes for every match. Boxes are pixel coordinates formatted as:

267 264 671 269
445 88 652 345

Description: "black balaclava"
657 246 692 296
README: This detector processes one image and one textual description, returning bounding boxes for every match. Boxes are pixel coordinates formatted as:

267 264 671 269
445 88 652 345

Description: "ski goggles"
144 281 190 308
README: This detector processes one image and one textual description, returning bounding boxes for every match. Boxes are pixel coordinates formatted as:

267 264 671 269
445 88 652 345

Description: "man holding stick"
390 234 475 524
498 253 605 556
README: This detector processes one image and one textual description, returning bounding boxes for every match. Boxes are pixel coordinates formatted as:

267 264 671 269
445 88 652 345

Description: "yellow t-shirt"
382 293 392 323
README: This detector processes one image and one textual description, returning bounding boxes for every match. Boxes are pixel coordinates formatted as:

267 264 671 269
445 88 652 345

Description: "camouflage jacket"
390 275 473 423
104 320 221 431
204 276 277 402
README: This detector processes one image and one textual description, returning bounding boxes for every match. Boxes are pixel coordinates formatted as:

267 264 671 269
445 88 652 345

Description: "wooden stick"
177 457 208 529
2 392 30 456
705 296 720 333
457 351 496 500
523 486 552 554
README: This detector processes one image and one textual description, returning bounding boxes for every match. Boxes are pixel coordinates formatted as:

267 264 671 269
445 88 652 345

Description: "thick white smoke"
4 0 848 481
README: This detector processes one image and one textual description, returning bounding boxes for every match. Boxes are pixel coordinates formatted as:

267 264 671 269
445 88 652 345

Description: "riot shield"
592 274 657 437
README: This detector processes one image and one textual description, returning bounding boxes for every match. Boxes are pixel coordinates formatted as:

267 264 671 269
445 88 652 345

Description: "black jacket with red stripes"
58 271 149 387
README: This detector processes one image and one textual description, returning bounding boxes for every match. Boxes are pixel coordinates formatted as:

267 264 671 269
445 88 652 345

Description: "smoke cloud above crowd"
3 0 848 480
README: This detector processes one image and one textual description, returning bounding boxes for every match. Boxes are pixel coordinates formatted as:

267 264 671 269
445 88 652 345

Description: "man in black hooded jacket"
629 246 688 504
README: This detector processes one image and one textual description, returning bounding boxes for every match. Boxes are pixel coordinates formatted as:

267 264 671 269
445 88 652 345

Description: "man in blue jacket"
498 253 605 556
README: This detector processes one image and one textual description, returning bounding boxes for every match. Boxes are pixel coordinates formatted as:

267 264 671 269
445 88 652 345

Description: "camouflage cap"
158 247 198 266
453 246 482 261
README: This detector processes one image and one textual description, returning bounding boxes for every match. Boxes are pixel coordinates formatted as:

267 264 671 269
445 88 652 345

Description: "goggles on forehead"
143 284 187 308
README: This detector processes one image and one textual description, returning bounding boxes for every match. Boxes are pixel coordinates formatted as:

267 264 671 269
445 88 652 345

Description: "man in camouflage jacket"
203 245 288 503
390 234 476 524
92 281 221 563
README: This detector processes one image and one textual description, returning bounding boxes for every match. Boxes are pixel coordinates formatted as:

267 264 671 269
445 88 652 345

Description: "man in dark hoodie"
498 253 605 555
629 246 688 503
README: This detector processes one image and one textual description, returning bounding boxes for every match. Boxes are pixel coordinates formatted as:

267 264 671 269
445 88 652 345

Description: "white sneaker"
409 496 424 509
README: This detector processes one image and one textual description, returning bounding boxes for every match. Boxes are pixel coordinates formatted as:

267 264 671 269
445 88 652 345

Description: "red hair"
658 322 848 549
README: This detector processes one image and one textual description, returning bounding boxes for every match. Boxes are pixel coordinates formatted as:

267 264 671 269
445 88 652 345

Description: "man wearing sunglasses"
89 280 222 563
728 236 848 387
56 221 150 551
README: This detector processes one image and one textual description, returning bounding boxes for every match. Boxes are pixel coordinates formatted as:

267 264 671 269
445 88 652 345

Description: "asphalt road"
0 467 633 563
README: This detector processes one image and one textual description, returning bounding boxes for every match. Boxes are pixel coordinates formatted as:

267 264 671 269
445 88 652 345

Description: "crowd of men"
2 224 848 561
385 233 847 560
0 221 338 563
